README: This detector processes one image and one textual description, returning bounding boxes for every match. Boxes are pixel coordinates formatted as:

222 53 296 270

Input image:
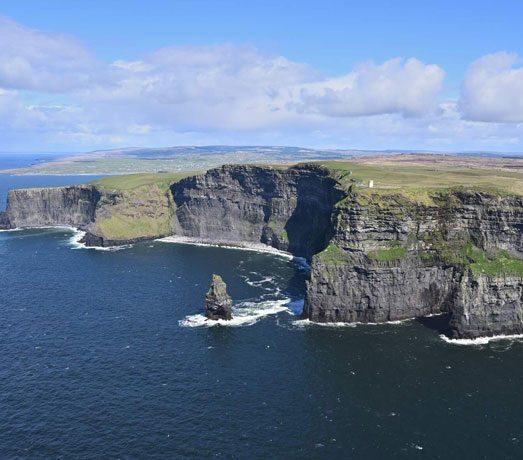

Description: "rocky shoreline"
1 163 522 339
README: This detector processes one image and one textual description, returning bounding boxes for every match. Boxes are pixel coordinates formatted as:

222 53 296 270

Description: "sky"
1 0 523 153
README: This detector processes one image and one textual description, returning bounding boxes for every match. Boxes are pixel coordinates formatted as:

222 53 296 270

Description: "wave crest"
179 298 293 327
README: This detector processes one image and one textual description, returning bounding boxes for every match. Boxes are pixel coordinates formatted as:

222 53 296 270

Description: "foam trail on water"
293 317 415 328
0 225 131 251
440 333 523 346
179 298 292 328
157 236 294 260
242 274 277 290
293 319 358 328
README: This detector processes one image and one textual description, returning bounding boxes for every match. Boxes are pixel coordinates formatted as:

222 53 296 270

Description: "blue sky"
1 0 523 152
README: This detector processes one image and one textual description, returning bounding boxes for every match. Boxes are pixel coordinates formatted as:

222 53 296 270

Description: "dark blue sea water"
2 175 523 459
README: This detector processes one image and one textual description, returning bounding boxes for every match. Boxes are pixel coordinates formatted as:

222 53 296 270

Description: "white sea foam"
293 311 450 328
440 333 523 346
293 319 358 328
157 236 295 260
67 228 131 251
1 225 79 236
293 317 415 328
243 275 277 289
179 298 292 328
68 228 87 248
0 225 129 250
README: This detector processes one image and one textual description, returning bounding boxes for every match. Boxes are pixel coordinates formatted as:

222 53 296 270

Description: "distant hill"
1 145 521 175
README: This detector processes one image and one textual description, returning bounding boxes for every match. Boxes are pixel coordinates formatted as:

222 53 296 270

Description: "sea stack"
205 274 233 320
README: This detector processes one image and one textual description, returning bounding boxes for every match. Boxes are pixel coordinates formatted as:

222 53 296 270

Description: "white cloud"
0 16 522 152
78 44 316 131
0 16 99 92
459 52 523 123
73 47 445 138
295 58 445 117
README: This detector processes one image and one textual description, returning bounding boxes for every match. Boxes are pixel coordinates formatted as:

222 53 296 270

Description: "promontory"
1 154 522 340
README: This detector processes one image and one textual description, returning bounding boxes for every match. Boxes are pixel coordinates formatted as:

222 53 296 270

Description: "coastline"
440 333 523 346
157 235 299 261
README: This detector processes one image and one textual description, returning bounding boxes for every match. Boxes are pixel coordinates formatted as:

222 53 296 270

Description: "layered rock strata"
3 164 522 339
171 164 344 259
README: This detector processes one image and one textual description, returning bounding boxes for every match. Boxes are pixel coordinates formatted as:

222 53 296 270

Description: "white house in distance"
368 180 374 188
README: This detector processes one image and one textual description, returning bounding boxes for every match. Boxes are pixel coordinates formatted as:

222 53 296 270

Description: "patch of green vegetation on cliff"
265 218 289 243
418 237 523 278
319 160 523 196
93 183 173 240
317 243 350 265
90 171 200 192
367 246 407 261
418 232 471 266
468 249 523 278
94 213 171 240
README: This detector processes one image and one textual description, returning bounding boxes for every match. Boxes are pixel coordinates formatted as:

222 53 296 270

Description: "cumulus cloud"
76 44 321 132
0 16 521 152
459 52 523 123
295 58 445 117
73 47 445 136
0 16 447 129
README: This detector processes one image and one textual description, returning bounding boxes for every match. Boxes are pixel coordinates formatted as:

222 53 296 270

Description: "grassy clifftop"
89 171 200 192
86 171 202 242
80 155 522 244
318 154 523 197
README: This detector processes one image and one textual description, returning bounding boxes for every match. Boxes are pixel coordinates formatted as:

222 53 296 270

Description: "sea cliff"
2 160 522 339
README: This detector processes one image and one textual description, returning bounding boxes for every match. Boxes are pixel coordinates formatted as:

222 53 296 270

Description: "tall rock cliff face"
6 186 100 228
3 164 522 339
450 272 523 339
171 164 345 259
3 183 172 246
303 189 523 338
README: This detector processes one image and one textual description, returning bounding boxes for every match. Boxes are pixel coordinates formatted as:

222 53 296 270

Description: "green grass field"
87 158 522 198
89 171 201 192
317 160 523 196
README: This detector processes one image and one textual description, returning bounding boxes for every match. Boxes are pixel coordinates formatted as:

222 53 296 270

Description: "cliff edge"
3 157 522 339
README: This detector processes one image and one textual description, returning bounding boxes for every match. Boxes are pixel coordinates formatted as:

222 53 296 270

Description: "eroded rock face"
450 272 523 339
6 186 100 229
171 164 345 259
304 259 459 323
3 165 522 339
303 190 523 338
5 183 172 246
205 274 233 320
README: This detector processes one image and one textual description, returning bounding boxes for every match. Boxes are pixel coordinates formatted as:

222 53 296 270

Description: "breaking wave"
440 333 523 346
179 298 293 328
157 236 294 260
68 228 131 251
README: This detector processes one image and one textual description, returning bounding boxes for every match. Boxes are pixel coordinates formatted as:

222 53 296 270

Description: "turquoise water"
1 175 523 459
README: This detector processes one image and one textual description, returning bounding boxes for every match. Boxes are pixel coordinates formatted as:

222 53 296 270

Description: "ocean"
1 168 523 459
